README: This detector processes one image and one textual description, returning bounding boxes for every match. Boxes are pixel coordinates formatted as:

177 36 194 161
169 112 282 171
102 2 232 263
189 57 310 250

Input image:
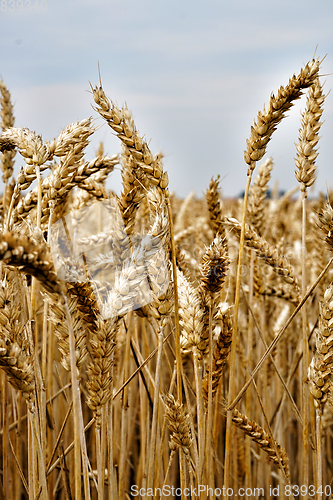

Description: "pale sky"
1 0 333 198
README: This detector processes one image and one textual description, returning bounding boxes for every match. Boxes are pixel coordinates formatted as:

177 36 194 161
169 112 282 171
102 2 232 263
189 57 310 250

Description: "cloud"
1 0 333 198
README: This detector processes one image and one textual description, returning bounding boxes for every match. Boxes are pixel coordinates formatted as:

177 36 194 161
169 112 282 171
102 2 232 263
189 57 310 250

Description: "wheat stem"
2 374 8 498
166 193 182 404
301 192 310 487
193 347 205 493
147 324 165 496
62 295 91 500
27 410 37 499
206 301 214 496
245 250 255 495
316 408 323 500
107 397 116 500
119 314 131 500
30 409 48 500
224 170 252 492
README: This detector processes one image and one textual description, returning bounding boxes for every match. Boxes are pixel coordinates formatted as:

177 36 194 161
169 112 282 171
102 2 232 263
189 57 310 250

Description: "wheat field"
0 57 332 500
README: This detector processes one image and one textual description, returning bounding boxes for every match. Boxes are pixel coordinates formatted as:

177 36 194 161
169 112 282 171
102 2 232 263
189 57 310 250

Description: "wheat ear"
244 58 320 170
90 81 168 193
247 157 273 235
118 152 143 234
295 78 325 195
0 232 65 295
0 80 16 210
178 269 204 353
199 234 229 493
225 57 321 491
48 295 88 372
308 283 333 406
86 315 120 420
0 278 35 403
294 75 326 487
202 310 232 403
308 278 333 491
206 175 226 239
163 392 193 458
317 201 333 249
232 408 290 479
225 217 300 292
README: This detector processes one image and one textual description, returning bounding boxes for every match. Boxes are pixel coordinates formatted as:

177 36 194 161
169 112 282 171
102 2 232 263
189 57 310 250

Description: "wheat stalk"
1 58 332 499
